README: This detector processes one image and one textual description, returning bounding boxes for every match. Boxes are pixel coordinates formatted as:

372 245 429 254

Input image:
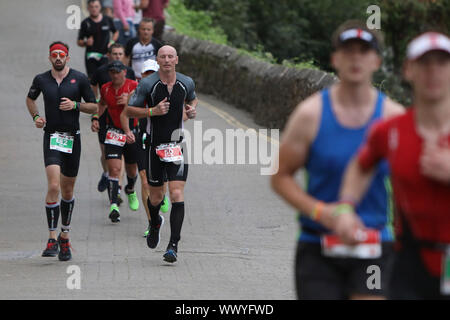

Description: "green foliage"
380 0 450 74
174 0 450 105
282 58 320 71
166 0 228 45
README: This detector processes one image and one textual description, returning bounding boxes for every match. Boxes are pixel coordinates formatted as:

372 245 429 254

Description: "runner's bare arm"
126 97 170 118
26 97 46 128
112 30 119 43
271 94 336 229
78 101 98 114
125 105 148 119
185 98 198 119
337 97 404 202
339 156 376 205
337 98 404 202
26 97 40 119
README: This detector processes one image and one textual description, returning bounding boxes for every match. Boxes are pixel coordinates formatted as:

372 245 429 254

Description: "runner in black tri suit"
77 0 119 79
26 41 97 262
125 45 198 263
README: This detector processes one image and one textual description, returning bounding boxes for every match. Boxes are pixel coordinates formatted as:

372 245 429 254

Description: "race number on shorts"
50 132 74 154
321 229 382 259
155 143 183 162
105 128 126 147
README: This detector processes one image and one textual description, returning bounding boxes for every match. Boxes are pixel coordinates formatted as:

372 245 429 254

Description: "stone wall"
162 31 337 130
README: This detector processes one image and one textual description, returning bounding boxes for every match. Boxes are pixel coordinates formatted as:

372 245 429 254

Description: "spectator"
141 0 169 41
101 0 114 18
113 0 136 46
132 0 143 34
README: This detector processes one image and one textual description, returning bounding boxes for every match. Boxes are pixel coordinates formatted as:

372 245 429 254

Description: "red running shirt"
358 109 450 276
101 78 138 130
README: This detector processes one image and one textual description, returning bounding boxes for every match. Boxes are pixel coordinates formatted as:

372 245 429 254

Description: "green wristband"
332 203 354 217
73 101 78 110
33 115 40 122
91 113 99 122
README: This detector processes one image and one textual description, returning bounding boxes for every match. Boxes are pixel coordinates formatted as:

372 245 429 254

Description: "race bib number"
441 247 450 295
50 132 74 154
321 230 382 259
155 143 183 162
105 129 126 147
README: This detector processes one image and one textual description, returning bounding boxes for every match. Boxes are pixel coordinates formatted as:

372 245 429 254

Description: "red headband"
50 44 68 55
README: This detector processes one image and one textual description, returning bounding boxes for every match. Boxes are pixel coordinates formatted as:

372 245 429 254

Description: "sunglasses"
51 51 67 59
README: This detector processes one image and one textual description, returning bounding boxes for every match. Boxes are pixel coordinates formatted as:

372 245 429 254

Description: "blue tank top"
299 89 394 242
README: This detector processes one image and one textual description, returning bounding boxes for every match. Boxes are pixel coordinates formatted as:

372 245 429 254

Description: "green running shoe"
127 191 139 211
160 195 170 213
109 204 120 223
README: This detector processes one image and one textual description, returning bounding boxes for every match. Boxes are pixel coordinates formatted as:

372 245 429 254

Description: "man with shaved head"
125 45 198 263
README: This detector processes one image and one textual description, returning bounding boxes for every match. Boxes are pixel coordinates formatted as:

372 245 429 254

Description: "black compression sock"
125 175 138 194
109 178 119 205
60 197 75 233
147 198 162 227
169 202 185 244
45 202 60 231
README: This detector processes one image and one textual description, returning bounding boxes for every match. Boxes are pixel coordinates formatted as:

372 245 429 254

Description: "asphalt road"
0 0 298 299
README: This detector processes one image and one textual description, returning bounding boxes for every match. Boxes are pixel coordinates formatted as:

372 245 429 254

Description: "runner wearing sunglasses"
94 60 140 223
26 41 97 261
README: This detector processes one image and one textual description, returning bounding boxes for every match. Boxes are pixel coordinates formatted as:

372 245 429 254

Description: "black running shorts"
146 146 188 187
295 241 394 299
43 131 81 178
105 140 139 164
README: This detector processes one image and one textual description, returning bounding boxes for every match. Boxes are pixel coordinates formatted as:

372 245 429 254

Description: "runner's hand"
34 116 46 129
59 98 75 111
91 119 99 132
420 143 450 184
332 208 366 245
86 36 94 47
125 130 135 144
185 104 196 119
153 97 170 116
116 93 129 106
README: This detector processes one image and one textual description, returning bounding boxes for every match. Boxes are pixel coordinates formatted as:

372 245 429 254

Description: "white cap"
407 32 450 60
141 59 160 74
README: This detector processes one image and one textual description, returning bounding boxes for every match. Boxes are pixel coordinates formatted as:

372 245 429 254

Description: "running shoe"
42 238 59 257
127 191 139 211
160 195 170 213
109 204 120 223
146 215 164 249
163 242 178 263
97 173 108 192
58 236 72 261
